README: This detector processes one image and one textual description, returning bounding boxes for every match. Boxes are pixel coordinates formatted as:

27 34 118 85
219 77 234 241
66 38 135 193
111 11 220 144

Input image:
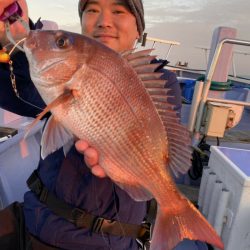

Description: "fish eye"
56 36 69 49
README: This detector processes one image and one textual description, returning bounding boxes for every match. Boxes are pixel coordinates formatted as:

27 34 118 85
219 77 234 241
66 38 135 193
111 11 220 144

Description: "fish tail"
150 199 224 250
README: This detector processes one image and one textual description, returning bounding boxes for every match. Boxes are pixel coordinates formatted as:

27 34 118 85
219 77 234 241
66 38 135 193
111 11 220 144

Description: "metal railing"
139 33 180 60
188 38 250 141
196 45 250 77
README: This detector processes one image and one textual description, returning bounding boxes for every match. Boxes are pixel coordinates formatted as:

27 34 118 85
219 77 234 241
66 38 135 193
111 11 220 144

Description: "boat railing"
188 38 250 142
139 33 180 60
196 45 250 78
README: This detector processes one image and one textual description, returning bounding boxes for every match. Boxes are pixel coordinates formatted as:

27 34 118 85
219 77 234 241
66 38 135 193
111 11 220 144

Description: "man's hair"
78 0 145 36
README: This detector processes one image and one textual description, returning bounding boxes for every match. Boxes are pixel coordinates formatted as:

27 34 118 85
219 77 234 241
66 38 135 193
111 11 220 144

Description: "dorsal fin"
134 63 162 74
139 72 164 81
144 80 166 89
129 55 156 67
120 49 135 57
124 49 154 61
147 88 171 97
122 49 192 176
153 102 175 111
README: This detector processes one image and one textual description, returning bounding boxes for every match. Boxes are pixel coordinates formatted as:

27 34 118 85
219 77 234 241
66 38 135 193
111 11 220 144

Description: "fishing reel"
0 1 30 63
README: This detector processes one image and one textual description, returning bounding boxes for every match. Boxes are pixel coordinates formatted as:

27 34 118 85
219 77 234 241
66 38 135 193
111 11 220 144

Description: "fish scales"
56 65 167 192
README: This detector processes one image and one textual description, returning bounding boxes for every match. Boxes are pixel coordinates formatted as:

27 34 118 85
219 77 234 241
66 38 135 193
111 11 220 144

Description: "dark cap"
78 0 145 36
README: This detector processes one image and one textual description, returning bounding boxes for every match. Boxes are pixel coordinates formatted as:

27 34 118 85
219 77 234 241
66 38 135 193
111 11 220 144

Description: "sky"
26 0 250 76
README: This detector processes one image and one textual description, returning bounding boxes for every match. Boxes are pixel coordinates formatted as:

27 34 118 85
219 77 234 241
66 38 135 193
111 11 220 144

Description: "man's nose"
97 11 113 28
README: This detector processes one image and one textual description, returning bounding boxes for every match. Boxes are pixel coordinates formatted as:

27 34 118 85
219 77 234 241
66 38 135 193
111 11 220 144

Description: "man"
0 0 207 249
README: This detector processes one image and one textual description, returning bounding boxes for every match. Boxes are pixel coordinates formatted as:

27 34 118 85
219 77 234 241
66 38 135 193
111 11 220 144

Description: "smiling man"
80 0 142 52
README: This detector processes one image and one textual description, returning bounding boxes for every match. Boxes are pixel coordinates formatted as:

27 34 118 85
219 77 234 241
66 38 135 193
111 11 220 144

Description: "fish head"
23 30 95 101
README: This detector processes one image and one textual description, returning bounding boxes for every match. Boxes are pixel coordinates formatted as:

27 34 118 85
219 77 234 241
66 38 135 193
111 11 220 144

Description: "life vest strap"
27 170 151 241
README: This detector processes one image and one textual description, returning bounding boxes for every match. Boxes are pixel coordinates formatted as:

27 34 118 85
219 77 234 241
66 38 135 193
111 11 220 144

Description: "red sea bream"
24 30 224 250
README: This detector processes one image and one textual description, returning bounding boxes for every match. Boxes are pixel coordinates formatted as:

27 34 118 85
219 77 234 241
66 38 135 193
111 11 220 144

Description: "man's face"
81 0 139 52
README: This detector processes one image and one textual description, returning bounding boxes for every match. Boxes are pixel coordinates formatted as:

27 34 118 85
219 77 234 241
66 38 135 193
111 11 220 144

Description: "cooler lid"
218 147 250 177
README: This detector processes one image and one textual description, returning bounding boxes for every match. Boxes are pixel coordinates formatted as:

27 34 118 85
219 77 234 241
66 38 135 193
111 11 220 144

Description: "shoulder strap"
145 199 157 224
26 170 150 240
135 199 157 249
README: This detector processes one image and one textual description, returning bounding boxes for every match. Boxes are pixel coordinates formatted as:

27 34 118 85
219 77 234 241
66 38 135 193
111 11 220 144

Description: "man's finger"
75 140 89 153
91 165 107 178
0 0 16 15
84 147 98 167
75 140 107 178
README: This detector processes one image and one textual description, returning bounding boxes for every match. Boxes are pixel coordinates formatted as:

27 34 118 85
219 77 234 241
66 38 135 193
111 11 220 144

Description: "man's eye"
86 8 99 13
113 10 124 14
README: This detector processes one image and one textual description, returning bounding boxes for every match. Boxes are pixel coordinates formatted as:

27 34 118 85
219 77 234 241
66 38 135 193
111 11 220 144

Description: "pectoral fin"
41 116 74 159
25 90 73 138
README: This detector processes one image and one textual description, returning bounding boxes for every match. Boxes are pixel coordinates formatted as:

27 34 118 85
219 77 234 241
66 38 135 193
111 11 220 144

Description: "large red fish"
23 30 224 250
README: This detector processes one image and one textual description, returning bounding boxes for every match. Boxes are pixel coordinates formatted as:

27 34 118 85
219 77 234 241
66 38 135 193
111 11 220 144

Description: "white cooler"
198 146 250 250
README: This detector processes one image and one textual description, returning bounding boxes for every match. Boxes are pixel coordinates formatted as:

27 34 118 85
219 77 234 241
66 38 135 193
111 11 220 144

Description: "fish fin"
65 64 87 91
24 116 43 139
120 49 135 57
151 199 224 250
128 55 156 68
123 49 192 176
24 104 54 139
63 138 75 157
122 49 162 75
66 79 82 92
141 82 192 176
25 90 74 138
41 116 74 159
147 89 192 176
122 49 154 61
139 72 164 81
166 122 192 176
116 182 153 201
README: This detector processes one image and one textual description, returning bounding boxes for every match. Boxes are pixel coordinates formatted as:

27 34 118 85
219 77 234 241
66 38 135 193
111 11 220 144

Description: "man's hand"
0 0 29 46
75 140 107 178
